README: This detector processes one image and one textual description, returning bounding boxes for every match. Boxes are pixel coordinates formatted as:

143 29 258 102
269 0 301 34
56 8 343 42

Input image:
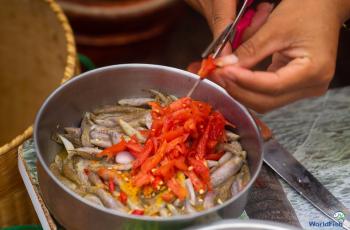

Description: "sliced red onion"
115 151 135 164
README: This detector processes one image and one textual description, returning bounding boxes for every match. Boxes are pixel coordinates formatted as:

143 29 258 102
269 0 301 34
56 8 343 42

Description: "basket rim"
0 0 77 156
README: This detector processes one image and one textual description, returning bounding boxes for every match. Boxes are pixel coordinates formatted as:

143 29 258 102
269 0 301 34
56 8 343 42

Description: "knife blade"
263 138 350 230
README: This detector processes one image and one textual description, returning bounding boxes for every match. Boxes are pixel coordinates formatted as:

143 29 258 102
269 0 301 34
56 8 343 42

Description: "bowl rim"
34 63 264 222
185 219 301 230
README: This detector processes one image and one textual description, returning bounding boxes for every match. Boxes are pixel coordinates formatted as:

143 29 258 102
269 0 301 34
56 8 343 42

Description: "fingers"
209 56 331 113
234 8 286 68
215 54 239 67
215 76 327 113
242 2 274 41
211 1 237 38
187 61 201 74
267 53 292 72
214 2 274 66
213 57 319 96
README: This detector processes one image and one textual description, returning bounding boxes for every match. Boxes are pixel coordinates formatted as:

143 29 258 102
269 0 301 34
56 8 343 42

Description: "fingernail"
215 54 239 67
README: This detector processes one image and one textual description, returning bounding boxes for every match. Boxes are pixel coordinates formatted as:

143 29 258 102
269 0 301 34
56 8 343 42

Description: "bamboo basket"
0 0 76 226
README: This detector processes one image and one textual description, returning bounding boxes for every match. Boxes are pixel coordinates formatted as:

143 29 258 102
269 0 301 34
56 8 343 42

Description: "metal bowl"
34 64 263 230
187 220 301 230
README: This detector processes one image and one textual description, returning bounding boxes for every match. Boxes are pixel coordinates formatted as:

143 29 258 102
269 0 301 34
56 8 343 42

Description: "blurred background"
58 0 350 87
58 0 211 70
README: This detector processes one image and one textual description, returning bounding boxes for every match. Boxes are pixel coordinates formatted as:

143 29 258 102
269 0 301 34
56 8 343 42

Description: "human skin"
187 0 350 113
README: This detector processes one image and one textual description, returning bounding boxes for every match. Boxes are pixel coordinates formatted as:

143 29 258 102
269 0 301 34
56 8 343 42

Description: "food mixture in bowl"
50 89 250 217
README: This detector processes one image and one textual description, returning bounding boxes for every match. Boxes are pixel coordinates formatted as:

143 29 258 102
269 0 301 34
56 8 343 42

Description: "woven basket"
0 0 76 226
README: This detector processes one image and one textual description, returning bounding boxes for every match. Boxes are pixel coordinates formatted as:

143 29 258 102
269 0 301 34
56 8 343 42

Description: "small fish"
50 164 78 191
71 147 102 160
93 187 128 211
110 131 121 144
58 135 76 159
93 105 145 115
222 142 243 156
215 176 235 202
159 207 170 217
184 199 197 214
93 118 117 128
218 152 232 165
113 163 133 171
231 164 250 195
144 112 152 129
173 198 184 208
88 160 132 171
63 134 82 147
127 199 143 211
166 204 179 216
118 98 154 106
206 160 219 168
88 172 104 187
225 131 240 141
58 135 74 151
168 95 178 102
143 192 166 216
64 127 82 137
81 113 94 147
148 89 171 105
54 155 63 172
185 179 196 206
62 160 82 185
91 125 122 137
118 119 146 143
203 191 217 209
210 156 243 187
84 194 104 206
90 138 112 148
74 158 91 186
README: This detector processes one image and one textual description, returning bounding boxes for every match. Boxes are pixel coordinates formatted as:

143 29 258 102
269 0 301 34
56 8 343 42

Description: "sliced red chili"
198 55 216 78
132 172 153 187
119 191 128 205
132 139 153 170
205 152 224 161
96 139 127 160
108 178 115 193
167 178 187 200
161 191 175 203
131 209 144 215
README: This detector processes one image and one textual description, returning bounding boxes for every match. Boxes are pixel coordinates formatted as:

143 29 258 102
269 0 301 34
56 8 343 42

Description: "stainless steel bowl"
187 220 301 230
34 64 263 230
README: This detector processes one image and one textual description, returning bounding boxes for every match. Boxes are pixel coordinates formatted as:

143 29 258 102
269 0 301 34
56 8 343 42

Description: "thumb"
235 23 282 68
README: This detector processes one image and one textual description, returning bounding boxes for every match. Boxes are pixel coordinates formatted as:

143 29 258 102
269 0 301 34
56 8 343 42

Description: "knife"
253 115 350 230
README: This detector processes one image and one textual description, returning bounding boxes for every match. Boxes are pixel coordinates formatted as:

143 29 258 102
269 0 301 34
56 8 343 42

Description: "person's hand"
186 0 237 56
211 0 350 113
185 0 237 39
186 1 273 73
